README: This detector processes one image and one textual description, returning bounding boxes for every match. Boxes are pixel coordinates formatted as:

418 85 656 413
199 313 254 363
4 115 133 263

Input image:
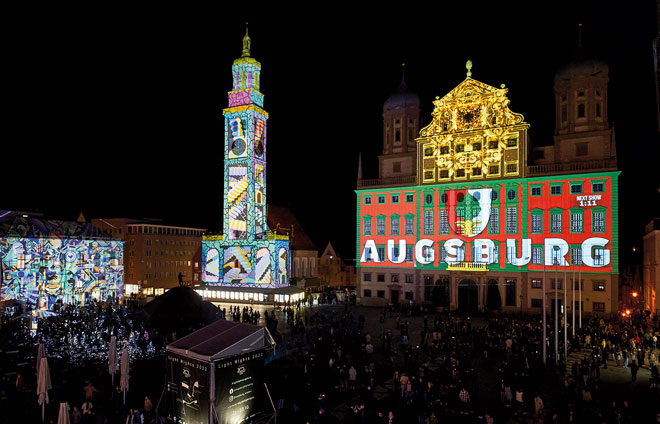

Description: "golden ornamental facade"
417 74 530 184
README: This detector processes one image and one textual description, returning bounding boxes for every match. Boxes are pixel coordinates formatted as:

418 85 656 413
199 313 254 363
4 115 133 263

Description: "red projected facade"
356 61 619 315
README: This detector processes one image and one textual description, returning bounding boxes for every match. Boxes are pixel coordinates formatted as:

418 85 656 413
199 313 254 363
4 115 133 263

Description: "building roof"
0 210 115 240
266 204 317 251
166 319 273 362
383 73 420 112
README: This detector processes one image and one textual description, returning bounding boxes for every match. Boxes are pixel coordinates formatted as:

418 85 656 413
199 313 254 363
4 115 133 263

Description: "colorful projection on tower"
0 237 124 309
201 30 290 289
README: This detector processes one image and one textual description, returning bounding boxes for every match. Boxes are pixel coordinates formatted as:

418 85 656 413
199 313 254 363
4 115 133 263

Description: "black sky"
4 2 659 264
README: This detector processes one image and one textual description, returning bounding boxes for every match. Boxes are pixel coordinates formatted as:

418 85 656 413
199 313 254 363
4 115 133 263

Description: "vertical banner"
214 350 267 424
167 353 211 424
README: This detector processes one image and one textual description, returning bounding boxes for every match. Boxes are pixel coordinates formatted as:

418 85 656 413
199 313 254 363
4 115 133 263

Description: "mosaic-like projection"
201 30 290 289
1 237 123 309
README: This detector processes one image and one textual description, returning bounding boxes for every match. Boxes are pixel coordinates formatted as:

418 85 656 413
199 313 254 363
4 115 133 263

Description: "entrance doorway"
391 289 400 304
458 279 478 313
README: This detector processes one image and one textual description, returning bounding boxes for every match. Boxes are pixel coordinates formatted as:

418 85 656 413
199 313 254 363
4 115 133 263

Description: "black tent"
166 319 276 424
142 286 220 336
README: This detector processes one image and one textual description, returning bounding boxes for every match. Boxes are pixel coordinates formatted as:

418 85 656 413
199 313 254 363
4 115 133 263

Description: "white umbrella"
120 346 130 405
36 343 45 376
57 402 70 424
108 336 118 387
37 357 52 423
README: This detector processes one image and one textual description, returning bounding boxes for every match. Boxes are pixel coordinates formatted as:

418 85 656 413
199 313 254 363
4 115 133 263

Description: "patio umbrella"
57 402 70 424
108 336 118 387
36 343 45 377
37 357 52 423
120 346 130 405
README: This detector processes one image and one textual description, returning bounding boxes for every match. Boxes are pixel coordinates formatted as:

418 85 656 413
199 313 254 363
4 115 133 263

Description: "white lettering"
444 239 464 264
581 237 611 267
506 239 532 266
544 238 569 266
473 239 496 264
360 240 380 263
387 240 407 264
415 239 434 264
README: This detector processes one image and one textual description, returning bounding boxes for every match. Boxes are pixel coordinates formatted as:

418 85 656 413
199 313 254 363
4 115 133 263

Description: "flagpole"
572 262 576 337
579 266 582 329
564 263 568 360
555 260 559 364
543 262 547 365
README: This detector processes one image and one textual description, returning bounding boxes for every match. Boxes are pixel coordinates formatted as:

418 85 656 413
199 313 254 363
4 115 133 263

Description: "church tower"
223 28 268 241
379 66 420 180
202 30 291 289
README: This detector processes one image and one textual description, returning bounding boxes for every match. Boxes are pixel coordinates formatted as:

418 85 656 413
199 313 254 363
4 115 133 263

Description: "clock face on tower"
231 139 246 156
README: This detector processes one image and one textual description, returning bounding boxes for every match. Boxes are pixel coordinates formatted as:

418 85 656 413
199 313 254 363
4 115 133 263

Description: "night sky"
5 2 658 265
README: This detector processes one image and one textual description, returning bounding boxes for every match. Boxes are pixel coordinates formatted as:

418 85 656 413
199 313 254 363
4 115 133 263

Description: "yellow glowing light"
626 310 631 315
632 292 638 298
417 73 529 183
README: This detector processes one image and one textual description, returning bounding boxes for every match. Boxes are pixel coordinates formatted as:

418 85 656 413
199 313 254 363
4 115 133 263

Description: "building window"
506 164 518 174
391 217 399 236
506 138 518 148
424 147 433 157
456 144 465 153
377 195 385 204
506 207 517 234
391 194 400 203
531 214 542 234
489 165 500 175
576 143 588 156
592 181 605 193
439 209 449 234
377 274 385 282
456 169 465 177
531 299 543 308
440 145 449 155
423 246 433 263
472 167 482 176
532 246 543 264
531 279 542 289
489 208 499 234
363 217 372 236
577 103 585 118
594 247 606 266
424 171 433 180
488 140 498 149
506 189 516 201
456 209 465 235
405 246 414 263
531 186 542 196
593 302 605 312
377 247 385 262
406 193 414 203
550 184 562 195
405 274 414 284
551 246 563 266
570 211 583 233
571 247 583 265
570 183 583 194
593 280 606 291
551 212 562 233
391 274 399 283
393 162 401 173
593 211 605 233
377 217 385 236
551 280 562 290
439 169 449 179
472 142 482 151
363 273 372 282
505 279 516 306
424 210 433 235
405 217 414 235
425 194 433 205
405 292 413 301
363 289 372 297
377 290 385 298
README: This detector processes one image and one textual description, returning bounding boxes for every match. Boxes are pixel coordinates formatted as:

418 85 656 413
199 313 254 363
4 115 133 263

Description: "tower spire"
241 22 251 58
466 60 473 78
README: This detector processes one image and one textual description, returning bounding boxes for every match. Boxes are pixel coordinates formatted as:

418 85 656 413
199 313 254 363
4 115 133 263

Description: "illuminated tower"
202 30 290 289
224 28 267 241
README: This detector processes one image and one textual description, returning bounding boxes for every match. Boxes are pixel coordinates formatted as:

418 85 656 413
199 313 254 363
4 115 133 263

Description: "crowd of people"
269 305 660 424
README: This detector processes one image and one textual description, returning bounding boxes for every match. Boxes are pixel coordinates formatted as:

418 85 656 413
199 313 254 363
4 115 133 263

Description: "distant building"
1 211 123 309
318 243 356 289
267 204 318 282
91 218 205 296
643 218 660 315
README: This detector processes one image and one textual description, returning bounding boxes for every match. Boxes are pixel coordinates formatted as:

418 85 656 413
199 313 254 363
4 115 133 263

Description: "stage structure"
0 211 124 309
166 319 276 424
201 29 294 301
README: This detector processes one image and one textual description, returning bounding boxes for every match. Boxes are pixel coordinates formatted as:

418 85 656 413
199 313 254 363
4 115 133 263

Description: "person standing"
631 361 639 382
